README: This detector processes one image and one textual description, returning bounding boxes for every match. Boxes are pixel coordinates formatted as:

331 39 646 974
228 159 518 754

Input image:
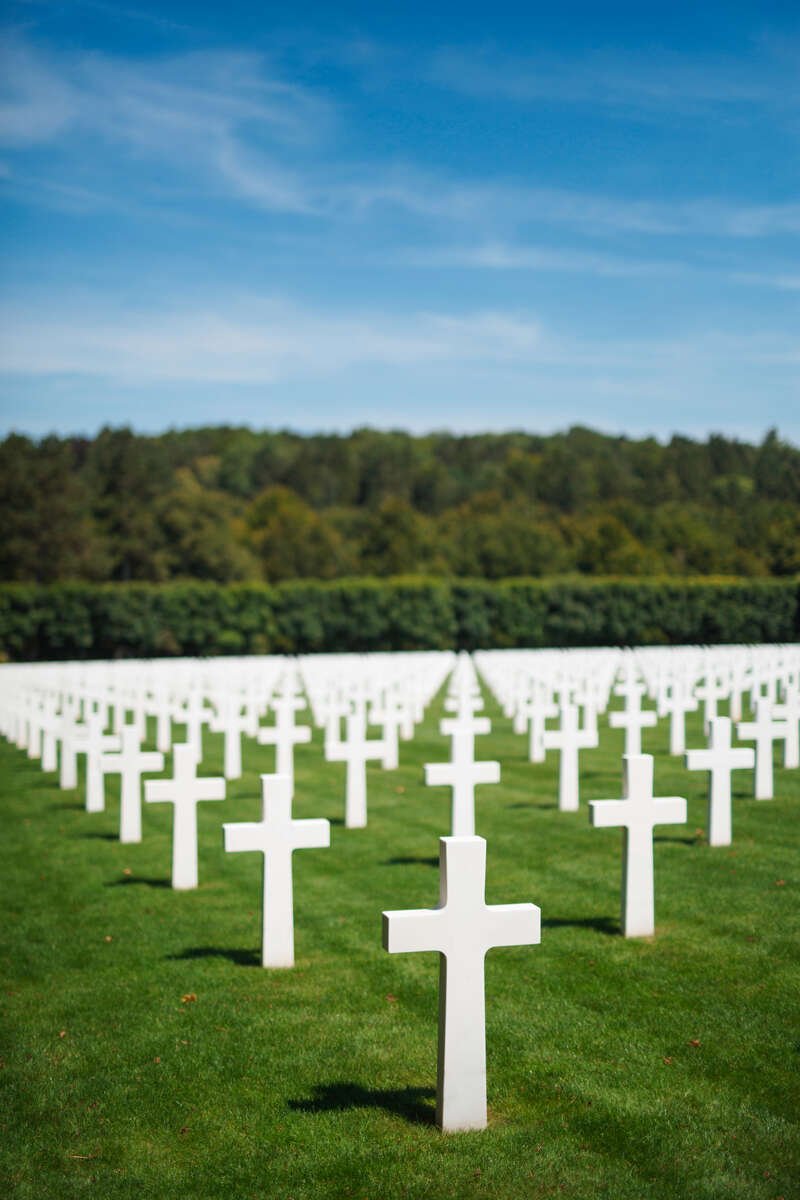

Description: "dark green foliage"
1 578 797 661
2 425 800 583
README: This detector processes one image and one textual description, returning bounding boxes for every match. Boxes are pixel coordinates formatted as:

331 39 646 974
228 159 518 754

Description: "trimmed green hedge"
0 577 797 661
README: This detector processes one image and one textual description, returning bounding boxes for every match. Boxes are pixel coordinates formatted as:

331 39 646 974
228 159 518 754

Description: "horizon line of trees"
1 424 799 584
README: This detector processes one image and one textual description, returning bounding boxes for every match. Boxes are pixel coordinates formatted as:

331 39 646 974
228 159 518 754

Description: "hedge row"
0 578 797 661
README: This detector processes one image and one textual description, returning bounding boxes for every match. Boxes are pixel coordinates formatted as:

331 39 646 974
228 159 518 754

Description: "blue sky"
1 0 798 442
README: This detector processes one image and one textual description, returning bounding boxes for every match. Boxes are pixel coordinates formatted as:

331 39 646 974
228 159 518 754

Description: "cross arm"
684 748 713 772
472 761 501 785
484 903 541 950
223 821 265 854
654 796 687 825
382 907 444 955
144 779 177 804
440 717 490 737
424 762 454 787
195 778 226 802
589 799 630 828
291 817 331 851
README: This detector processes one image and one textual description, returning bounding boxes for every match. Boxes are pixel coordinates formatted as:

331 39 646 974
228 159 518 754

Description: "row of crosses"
65 655 788 1134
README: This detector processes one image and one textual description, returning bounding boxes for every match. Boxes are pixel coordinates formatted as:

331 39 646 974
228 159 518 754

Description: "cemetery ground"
1 686 798 1200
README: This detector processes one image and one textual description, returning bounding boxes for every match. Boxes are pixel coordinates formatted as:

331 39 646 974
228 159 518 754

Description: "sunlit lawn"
1 681 798 1199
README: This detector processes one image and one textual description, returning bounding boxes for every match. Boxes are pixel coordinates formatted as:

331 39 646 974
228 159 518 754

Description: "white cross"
258 693 312 794
26 697 43 760
542 702 597 812
39 701 60 773
99 724 164 843
59 717 86 790
737 699 788 800
695 671 728 732
210 692 255 780
383 835 540 1132
609 691 657 756
517 686 557 763
177 690 210 761
223 774 330 967
326 705 384 828
659 680 698 756
145 743 226 888
685 716 754 846
425 715 500 836
84 716 121 813
589 754 686 938
150 689 175 754
369 691 404 770
773 687 800 770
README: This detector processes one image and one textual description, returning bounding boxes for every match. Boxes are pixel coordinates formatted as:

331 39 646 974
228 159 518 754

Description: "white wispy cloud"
395 242 688 277
428 44 800 116
730 271 800 291
0 298 546 383
2 32 799 242
2 295 797 388
0 33 331 214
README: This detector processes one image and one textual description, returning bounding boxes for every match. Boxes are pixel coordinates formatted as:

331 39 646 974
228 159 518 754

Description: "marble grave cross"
84 716 121 813
326 704 384 828
737 699 787 800
223 774 330 967
589 754 686 938
609 689 658 756
99 723 164 843
773 687 800 770
257 691 312 794
145 743 226 888
210 692 254 780
383 835 540 1132
685 716 754 846
542 700 597 812
659 679 698 756
425 714 500 836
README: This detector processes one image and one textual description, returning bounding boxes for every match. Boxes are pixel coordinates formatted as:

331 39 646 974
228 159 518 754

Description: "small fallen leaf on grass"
58 1030 67 1039
181 993 197 1004
775 879 786 887
688 1039 701 1047
179 1126 189 1135
662 1057 673 1065
153 1057 161 1064
123 868 132 877
385 994 397 1003
395 786 406 794
104 936 113 943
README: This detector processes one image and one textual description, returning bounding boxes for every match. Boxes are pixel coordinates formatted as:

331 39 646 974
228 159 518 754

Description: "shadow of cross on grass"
289 1081 436 1126
541 915 619 936
105 875 171 888
166 946 262 968
382 855 439 867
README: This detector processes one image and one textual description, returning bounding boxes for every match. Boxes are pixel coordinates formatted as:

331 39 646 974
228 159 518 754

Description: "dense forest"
1 425 799 583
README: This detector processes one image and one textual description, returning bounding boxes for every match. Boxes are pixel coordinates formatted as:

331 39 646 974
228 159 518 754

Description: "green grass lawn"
1 683 798 1199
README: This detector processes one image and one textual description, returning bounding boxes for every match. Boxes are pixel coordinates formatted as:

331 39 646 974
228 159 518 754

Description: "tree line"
1 425 798 583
